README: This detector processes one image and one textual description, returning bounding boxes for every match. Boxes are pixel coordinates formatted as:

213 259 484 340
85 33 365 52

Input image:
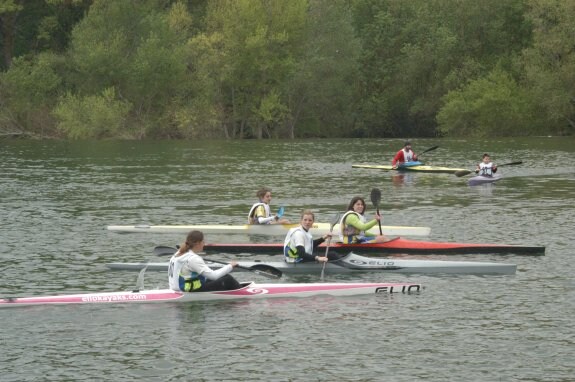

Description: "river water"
0 137 573 381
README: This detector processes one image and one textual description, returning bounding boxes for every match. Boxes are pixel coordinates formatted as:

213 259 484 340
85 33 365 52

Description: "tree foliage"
0 0 573 139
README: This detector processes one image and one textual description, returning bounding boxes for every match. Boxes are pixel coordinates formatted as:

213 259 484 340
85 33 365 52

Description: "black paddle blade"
154 245 178 256
454 170 473 177
370 188 382 208
499 161 523 167
330 212 341 230
249 264 282 278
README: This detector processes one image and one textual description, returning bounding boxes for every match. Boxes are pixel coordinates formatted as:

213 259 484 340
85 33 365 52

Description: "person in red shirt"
392 141 418 167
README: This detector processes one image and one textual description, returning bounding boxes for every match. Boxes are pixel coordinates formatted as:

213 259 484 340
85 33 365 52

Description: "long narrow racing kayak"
352 163 469 174
201 237 545 255
106 252 517 275
106 223 431 237
0 281 421 308
468 174 503 186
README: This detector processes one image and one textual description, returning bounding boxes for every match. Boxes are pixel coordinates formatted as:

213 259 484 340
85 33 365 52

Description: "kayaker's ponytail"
178 230 204 255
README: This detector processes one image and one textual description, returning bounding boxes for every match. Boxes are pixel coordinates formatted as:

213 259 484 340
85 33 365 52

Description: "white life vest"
478 162 495 176
339 211 366 242
402 148 414 162
283 226 314 262
247 202 271 224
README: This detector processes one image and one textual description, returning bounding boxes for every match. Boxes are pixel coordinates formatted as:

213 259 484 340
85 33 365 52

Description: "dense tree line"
0 0 573 139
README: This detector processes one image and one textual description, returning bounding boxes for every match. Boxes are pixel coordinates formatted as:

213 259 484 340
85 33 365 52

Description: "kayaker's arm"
346 214 378 231
293 246 317 262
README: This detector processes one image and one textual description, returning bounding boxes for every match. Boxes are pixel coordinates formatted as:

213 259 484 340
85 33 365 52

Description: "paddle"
454 161 523 177
320 212 341 280
277 206 285 218
153 245 282 279
418 145 439 156
370 188 383 235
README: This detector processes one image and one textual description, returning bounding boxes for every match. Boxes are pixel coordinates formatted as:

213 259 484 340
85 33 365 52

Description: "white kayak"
107 252 517 275
106 223 431 237
0 281 421 308
468 174 503 186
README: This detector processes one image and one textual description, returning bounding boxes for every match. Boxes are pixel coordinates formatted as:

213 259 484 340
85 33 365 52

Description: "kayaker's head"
179 230 205 255
299 209 315 231
482 153 491 164
256 187 272 204
347 196 366 215
404 140 412 151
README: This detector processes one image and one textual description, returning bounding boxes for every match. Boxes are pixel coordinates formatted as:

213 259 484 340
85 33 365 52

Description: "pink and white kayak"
0 281 422 308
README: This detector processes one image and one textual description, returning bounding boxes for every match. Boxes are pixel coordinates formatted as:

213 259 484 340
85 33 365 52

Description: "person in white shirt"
283 210 341 263
168 230 240 292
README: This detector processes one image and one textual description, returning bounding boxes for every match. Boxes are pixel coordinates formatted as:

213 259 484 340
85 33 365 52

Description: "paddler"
168 230 241 292
248 187 290 224
392 140 418 167
284 210 341 263
339 196 390 243
475 153 498 176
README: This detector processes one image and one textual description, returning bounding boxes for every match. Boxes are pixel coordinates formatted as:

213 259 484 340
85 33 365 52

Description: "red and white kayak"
202 237 545 255
0 281 421 308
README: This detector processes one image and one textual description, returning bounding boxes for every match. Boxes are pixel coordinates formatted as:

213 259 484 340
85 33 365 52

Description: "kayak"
0 281 421 308
106 223 431 237
468 174 503 186
106 252 517 275
199 237 545 255
352 162 469 174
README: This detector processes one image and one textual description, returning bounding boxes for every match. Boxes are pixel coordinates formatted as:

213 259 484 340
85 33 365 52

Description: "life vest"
168 252 205 292
478 162 495 176
339 211 366 242
402 148 414 162
283 226 314 263
247 202 270 224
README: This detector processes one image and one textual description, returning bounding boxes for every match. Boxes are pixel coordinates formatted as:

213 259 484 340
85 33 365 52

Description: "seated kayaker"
475 153 498 176
340 196 390 244
284 210 341 263
248 187 290 225
392 140 418 167
168 230 241 292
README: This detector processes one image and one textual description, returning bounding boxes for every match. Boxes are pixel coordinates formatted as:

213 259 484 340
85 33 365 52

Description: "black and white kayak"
106 252 517 275
0 281 421 308
106 223 431 237
468 174 503 186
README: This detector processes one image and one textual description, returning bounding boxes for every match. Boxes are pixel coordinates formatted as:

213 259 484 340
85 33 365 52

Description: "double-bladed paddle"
320 212 341 279
454 161 523 177
370 188 383 235
153 245 282 279
418 145 439 156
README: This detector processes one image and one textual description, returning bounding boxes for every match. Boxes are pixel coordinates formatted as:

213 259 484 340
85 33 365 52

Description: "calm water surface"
1 137 574 381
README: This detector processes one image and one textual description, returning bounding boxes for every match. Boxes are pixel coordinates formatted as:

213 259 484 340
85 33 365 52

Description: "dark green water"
1 137 573 381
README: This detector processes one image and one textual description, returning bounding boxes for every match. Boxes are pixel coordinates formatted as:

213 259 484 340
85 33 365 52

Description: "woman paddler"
168 230 241 292
339 196 390 244
283 210 341 263
248 187 290 225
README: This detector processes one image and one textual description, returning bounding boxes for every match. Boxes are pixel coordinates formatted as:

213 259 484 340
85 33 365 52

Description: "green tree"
437 67 533 137
521 0 575 135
